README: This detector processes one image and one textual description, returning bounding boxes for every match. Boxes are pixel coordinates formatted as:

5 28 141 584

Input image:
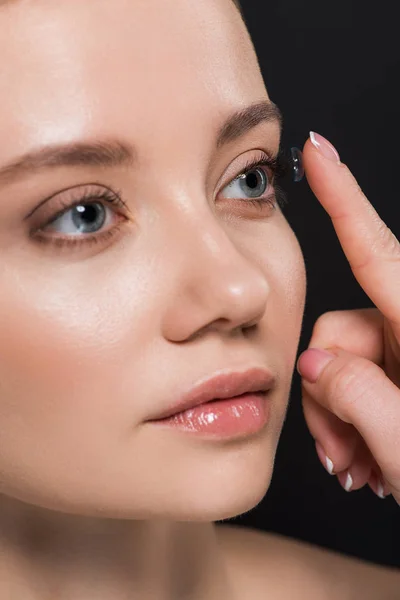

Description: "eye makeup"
230 146 304 211
27 146 305 252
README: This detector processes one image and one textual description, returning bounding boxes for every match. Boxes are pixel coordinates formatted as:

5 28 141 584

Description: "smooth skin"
0 0 305 598
298 135 400 503
0 0 399 598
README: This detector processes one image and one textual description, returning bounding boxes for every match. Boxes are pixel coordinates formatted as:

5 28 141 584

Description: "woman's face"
0 0 306 520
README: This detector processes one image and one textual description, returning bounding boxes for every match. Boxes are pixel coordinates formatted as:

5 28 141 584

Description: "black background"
225 0 400 568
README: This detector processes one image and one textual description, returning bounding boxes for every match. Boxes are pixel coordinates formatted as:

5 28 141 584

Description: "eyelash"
234 150 289 211
33 187 128 250
33 151 289 250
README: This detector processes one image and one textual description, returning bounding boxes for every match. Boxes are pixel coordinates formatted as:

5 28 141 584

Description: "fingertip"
301 135 315 156
315 440 335 475
368 471 390 500
297 347 336 383
337 469 354 492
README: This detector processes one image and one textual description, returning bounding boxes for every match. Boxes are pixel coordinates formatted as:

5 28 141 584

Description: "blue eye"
220 151 290 211
223 165 270 200
48 202 110 236
31 185 129 250
220 147 304 211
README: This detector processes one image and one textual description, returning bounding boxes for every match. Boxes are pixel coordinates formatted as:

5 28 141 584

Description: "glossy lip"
147 367 275 421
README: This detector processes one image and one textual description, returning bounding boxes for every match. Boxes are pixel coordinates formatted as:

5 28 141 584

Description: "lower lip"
148 392 270 438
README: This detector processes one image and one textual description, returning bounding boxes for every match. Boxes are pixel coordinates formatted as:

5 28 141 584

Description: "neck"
0 495 234 600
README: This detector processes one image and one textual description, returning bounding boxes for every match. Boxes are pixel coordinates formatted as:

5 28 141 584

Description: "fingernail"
376 479 386 500
315 440 335 474
310 131 341 164
338 470 353 492
297 348 336 383
344 472 353 492
369 471 388 499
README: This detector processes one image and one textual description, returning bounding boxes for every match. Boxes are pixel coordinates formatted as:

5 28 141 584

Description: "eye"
219 151 284 210
47 201 113 236
30 184 129 250
221 163 271 201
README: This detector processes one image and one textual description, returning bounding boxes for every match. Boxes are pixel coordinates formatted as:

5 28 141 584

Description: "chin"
159 451 276 523
139 424 280 522
78 440 278 523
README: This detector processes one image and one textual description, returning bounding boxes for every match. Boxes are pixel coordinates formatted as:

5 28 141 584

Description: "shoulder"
216 523 400 600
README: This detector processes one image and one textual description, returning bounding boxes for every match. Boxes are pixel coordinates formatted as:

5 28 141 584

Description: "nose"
161 209 270 342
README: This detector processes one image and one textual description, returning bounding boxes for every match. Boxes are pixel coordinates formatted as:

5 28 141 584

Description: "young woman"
0 0 399 597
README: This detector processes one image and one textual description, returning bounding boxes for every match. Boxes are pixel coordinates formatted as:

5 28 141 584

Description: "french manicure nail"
377 480 385 499
326 455 335 475
344 472 353 492
315 440 335 474
310 131 341 164
338 470 353 492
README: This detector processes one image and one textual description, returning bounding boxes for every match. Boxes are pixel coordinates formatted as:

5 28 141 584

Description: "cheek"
280 255 306 370
0 265 163 507
277 237 306 329
0 269 153 451
263 225 306 370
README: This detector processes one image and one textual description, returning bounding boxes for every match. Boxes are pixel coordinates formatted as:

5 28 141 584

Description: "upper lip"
147 367 275 421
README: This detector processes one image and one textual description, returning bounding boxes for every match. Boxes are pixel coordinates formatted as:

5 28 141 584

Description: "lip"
147 367 275 421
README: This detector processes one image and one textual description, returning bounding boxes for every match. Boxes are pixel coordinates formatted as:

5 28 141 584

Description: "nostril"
242 318 259 330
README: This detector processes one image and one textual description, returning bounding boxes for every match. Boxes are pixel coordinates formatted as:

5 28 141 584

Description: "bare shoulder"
216 523 400 600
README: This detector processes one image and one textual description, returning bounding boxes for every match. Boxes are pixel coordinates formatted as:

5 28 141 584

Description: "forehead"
0 0 270 162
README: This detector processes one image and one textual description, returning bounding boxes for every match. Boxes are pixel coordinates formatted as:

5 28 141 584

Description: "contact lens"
290 147 304 182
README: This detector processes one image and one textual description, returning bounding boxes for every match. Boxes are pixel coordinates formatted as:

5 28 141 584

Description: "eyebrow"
0 100 282 185
216 100 282 149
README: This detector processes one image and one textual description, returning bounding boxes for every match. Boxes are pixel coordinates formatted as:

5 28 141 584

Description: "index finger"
303 133 400 328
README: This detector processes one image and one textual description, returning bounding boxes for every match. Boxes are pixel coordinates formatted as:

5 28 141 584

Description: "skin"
298 136 400 505
0 0 306 598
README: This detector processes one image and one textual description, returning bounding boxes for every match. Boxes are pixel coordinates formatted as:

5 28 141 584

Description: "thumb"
297 346 400 495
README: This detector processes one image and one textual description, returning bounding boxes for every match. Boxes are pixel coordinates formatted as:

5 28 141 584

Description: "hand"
297 132 400 503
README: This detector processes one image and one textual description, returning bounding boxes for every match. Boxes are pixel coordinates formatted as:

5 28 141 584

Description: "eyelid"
217 148 290 212
26 183 128 232
24 150 279 230
24 182 128 222
218 148 278 191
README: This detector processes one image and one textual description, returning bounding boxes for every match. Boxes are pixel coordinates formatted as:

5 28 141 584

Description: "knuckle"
326 359 381 417
348 177 365 201
310 308 381 348
371 221 400 260
310 310 354 348
352 221 400 273
311 311 341 339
